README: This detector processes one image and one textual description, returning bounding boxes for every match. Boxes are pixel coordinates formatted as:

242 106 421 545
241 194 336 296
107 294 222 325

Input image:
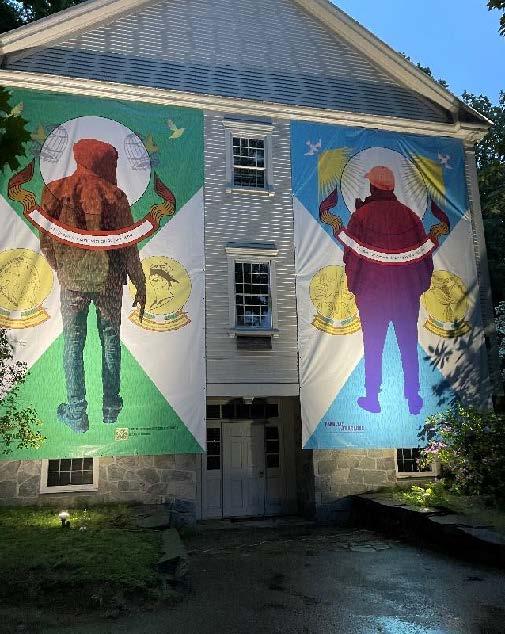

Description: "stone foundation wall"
312 449 397 522
0 454 198 524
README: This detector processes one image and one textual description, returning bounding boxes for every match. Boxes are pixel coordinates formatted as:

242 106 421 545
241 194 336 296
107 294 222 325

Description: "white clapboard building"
0 0 497 523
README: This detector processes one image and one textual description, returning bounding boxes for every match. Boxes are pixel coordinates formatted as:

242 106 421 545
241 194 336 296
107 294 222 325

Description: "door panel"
222 422 265 517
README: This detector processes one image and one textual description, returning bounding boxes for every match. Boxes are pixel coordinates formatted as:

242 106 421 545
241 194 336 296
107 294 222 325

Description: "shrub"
394 482 449 508
419 404 505 500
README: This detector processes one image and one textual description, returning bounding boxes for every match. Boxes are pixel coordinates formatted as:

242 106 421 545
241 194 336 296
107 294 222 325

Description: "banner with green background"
0 88 205 458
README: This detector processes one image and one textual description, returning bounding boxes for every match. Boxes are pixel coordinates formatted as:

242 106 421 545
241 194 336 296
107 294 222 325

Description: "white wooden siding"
204 112 298 387
6 0 449 123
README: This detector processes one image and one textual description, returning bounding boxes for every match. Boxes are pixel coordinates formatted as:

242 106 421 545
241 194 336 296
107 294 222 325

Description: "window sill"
225 186 275 197
229 327 279 338
40 484 99 494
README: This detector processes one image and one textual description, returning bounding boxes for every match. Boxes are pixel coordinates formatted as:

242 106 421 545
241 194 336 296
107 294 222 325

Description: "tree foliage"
420 404 505 500
462 91 505 304
0 329 45 454
488 0 505 35
0 86 31 173
0 0 83 33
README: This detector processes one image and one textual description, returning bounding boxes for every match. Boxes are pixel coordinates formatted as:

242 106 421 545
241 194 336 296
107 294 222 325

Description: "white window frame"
395 449 441 479
40 457 99 494
225 242 279 338
223 119 274 196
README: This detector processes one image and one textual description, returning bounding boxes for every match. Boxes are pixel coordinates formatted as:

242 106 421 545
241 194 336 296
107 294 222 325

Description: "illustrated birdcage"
40 126 69 163
124 134 151 171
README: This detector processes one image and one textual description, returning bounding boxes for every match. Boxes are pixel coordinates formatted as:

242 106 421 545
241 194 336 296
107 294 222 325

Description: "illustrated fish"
167 119 185 139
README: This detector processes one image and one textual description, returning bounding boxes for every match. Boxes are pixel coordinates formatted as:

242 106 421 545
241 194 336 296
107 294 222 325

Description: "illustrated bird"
438 153 452 169
167 119 185 139
144 134 159 155
8 102 24 117
31 125 47 144
305 139 322 156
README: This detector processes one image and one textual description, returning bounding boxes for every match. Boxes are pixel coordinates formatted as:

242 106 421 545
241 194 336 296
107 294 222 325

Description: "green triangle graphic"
4 306 202 459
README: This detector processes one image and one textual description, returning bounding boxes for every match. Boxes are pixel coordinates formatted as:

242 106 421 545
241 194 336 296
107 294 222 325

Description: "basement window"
40 458 99 493
396 448 440 478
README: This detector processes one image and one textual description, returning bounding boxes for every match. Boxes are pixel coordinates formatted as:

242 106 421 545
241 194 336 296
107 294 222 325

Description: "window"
265 425 281 469
206 400 279 420
396 448 440 478
235 261 270 328
232 137 266 188
40 458 99 493
226 242 279 339
223 119 274 194
206 427 221 471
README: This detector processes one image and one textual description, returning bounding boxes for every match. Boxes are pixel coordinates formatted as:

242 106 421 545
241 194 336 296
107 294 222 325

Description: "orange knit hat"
364 165 395 191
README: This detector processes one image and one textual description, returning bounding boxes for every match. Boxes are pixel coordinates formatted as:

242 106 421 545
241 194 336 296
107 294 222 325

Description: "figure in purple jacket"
320 165 449 415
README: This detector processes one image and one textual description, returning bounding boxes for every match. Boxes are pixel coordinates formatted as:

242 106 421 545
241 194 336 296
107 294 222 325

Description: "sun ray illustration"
318 148 349 199
411 155 446 204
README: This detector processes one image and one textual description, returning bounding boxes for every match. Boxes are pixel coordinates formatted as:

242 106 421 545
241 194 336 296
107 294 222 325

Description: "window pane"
82 471 94 485
48 460 60 473
70 471 83 485
266 404 279 418
207 456 221 471
59 472 71 486
266 440 280 454
266 454 279 469
47 472 59 487
207 427 221 441
251 402 266 418
222 403 234 418
59 459 71 471
265 426 279 440
83 458 93 470
206 404 221 419
71 458 83 471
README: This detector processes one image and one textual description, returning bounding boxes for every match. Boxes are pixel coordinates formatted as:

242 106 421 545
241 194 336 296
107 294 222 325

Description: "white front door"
222 422 266 517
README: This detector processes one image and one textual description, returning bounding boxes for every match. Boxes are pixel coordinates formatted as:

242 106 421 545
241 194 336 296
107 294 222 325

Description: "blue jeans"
60 286 123 419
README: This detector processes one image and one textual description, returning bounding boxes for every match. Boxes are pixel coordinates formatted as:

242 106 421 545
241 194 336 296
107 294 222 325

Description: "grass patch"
0 505 162 610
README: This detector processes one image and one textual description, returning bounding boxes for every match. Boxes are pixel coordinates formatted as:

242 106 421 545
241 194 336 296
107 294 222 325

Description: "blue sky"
334 1 504 103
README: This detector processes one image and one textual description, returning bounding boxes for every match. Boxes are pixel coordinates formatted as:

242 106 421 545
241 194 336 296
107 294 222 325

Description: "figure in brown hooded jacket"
40 138 146 433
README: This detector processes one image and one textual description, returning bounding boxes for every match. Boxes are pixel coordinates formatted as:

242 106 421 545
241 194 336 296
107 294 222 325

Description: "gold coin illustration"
128 256 191 332
422 270 471 338
0 248 53 329
309 265 361 335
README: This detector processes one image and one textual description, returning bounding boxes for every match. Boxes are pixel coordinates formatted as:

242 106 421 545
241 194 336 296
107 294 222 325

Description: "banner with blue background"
291 121 490 449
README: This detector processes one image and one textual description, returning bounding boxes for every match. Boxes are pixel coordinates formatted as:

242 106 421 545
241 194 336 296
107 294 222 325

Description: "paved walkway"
44 525 505 634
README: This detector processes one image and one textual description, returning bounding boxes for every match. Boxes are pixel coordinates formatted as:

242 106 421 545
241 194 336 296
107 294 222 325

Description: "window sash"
234 261 272 329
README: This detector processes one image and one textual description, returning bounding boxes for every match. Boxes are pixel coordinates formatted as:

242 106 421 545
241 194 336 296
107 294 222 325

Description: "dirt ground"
6 524 505 633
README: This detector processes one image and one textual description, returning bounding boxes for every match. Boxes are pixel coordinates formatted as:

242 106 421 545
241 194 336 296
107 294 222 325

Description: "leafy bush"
0 328 45 453
419 404 505 499
394 482 449 508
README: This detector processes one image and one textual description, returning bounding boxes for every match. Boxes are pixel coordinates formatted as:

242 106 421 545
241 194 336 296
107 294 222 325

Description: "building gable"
3 0 454 123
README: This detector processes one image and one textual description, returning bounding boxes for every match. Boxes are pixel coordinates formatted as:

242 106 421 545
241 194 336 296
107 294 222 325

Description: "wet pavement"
45 524 505 634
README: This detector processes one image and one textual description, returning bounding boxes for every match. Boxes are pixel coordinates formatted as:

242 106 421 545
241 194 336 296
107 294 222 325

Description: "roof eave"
0 0 152 55
293 0 459 115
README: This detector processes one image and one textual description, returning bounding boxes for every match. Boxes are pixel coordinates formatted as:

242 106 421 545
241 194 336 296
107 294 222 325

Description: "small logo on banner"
115 428 129 441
